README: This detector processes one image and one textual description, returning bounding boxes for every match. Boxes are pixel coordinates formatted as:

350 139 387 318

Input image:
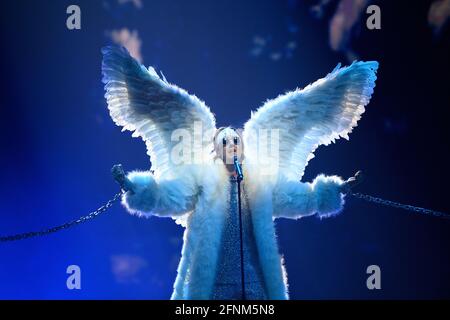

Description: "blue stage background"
0 0 449 299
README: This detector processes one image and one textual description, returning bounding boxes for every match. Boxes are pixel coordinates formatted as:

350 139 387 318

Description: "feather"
243 61 378 181
102 46 217 179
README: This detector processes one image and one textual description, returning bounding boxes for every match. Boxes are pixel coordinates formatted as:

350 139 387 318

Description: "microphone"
233 137 244 181
234 155 243 181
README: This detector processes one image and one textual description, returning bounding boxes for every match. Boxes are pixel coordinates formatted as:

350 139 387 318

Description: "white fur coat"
122 163 344 300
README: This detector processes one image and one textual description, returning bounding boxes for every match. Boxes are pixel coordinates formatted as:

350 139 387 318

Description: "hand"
341 170 364 194
111 164 134 193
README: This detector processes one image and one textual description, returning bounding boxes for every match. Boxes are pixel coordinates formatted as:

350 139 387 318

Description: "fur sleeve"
273 174 345 219
122 170 198 218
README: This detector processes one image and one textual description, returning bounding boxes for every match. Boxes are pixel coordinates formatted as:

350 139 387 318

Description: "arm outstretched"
272 174 345 219
113 165 198 218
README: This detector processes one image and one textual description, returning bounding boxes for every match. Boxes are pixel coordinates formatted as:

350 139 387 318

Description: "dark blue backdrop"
0 0 449 299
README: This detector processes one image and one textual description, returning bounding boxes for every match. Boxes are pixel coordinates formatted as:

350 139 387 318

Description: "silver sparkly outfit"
212 176 268 300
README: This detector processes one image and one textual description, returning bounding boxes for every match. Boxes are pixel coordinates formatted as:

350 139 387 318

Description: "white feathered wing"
102 46 217 179
243 61 379 181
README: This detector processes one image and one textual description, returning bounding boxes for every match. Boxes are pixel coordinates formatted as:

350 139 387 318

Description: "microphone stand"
233 150 246 300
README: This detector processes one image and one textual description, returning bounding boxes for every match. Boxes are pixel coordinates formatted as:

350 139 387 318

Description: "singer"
103 46 377 299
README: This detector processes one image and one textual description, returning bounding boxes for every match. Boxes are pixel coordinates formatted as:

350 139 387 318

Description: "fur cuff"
122 171 159 217
311 174 345 218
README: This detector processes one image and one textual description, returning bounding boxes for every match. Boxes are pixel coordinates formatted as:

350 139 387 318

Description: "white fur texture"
123 170 198 218
120 164 345 300
103 51 378 299
273 174 345 219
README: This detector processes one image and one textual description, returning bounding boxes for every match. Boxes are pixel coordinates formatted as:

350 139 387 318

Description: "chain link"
350 192 450 220
0 191 124 243
1 191 447 242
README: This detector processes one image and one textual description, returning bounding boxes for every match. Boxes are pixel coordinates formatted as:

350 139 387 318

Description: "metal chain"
1 190 447 242
350 192 450 220
0 191 123 243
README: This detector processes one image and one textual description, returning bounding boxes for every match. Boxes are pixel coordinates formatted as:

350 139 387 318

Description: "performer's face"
215 128 244 165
